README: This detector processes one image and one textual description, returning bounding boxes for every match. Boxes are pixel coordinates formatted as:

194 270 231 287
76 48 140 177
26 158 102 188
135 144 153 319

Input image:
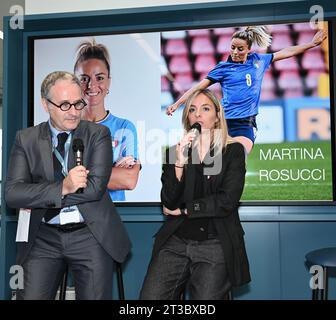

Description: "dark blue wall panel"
116 222 161 300
238 222 281 299
280 222 336 299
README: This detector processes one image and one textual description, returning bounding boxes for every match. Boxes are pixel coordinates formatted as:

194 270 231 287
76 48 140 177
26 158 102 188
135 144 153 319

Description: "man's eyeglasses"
47 99 87 111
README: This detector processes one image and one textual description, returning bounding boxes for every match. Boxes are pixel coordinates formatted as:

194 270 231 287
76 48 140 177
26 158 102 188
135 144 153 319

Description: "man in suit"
5 71 131 300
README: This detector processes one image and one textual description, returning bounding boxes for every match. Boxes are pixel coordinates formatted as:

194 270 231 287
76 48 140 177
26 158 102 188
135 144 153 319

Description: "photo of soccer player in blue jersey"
166 25 327 154
74 39 140 202
162 22 332 201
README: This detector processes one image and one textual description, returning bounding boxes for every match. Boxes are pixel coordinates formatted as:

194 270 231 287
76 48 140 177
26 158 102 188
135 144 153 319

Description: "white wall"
25 0 233 14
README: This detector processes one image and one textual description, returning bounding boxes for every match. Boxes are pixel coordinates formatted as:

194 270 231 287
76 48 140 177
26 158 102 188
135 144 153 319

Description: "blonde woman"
167 26 327 154
141 89 250 300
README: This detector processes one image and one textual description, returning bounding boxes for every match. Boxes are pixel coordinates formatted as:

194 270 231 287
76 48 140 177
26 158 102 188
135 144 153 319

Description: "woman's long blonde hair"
182 89 232 157
232 25 272 49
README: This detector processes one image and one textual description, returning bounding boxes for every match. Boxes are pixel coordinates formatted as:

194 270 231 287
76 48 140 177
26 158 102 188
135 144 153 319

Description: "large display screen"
32 21 334 204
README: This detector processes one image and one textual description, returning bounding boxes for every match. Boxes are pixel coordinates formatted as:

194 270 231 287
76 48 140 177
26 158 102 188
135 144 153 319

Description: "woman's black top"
174 161 217 241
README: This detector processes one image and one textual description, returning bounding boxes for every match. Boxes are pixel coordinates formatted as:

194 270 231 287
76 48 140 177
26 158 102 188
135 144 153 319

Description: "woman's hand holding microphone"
175 128 199 168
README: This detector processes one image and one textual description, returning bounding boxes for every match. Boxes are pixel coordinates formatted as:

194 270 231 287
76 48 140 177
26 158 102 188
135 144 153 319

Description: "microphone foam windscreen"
72 138 84 152
191 122 201 133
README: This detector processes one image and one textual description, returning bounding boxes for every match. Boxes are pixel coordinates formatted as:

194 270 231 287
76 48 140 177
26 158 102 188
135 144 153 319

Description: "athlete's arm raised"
272 29 327 62
166 78 212 115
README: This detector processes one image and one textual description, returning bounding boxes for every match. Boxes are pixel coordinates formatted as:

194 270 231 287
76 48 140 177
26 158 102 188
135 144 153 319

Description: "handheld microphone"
72 138 84 194
188 122 201 148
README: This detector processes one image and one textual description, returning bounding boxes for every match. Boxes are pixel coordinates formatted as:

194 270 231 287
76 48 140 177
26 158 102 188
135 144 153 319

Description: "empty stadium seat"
278 70 302 90
221 52 231 62
165 38 188 56
305 70 323 89
293 22 315 32
302 51 325 71
268 24 290 34
213 27 236 36
191 36 215 55
169 55 192 74
194 54 217 74
173 73 194 93
273 56 299 71
251 45 268 54
198 72 210 81
216 35 232 54
188 29 211 37
297 31 319 51
271 33 293 51
262 71 275 90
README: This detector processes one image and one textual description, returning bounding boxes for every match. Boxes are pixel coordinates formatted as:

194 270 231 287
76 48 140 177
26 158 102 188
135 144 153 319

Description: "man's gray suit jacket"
5 120 131 265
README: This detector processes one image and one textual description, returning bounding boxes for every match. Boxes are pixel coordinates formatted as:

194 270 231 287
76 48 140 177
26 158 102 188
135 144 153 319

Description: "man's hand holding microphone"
62 138 88 196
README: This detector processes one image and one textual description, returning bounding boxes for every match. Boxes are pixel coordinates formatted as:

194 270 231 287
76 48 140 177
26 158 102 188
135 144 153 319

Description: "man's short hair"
41 71 81 100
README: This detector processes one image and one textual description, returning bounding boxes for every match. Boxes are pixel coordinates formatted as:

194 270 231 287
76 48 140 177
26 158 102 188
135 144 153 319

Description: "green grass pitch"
241 141 333 201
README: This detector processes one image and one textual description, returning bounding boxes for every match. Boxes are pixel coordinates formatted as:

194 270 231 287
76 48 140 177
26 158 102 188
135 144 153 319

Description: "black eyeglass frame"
46 98 87 111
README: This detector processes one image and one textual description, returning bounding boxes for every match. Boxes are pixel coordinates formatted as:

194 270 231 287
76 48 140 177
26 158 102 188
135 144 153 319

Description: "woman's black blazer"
154 142 251 287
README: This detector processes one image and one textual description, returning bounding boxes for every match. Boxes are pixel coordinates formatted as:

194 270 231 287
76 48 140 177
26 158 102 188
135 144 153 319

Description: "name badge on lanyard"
60 207 81 225
53 133 81 225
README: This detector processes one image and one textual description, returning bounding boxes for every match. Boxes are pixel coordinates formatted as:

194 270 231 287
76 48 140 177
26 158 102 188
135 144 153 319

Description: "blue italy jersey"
207 53 273 119
98 112 138 201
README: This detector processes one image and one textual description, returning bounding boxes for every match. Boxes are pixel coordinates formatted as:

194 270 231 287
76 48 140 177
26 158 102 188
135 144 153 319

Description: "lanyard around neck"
53 133 72 177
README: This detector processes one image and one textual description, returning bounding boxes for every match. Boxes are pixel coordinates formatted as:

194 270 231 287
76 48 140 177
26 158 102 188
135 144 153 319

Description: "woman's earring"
106 89 109 95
